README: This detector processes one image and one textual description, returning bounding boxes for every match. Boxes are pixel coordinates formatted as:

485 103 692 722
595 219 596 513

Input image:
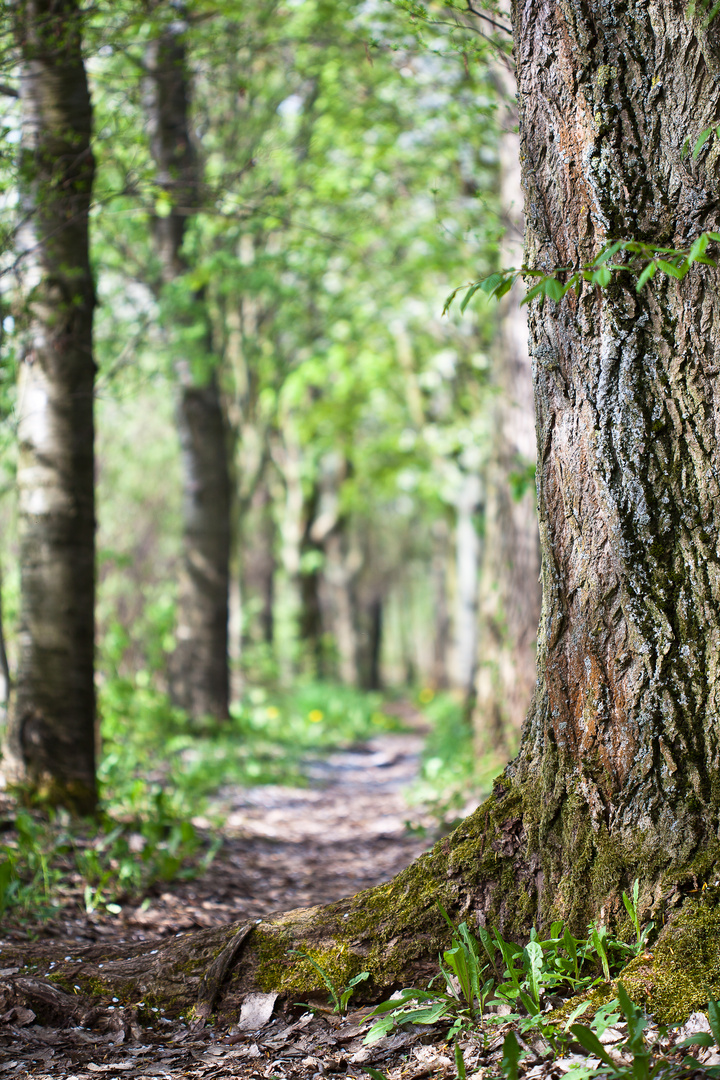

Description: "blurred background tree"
0 0 539 818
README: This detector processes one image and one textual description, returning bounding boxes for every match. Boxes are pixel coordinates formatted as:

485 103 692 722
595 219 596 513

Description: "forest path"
125 721 437 939
1 711 471 1080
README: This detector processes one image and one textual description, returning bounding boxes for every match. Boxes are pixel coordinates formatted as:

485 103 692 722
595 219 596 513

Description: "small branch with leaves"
443 231 720 313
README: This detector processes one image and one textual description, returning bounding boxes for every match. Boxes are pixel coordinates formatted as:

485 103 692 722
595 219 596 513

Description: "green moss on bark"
621 887 720 1021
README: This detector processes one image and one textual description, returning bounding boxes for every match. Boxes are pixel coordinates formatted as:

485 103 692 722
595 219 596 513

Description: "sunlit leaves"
445 232 720 312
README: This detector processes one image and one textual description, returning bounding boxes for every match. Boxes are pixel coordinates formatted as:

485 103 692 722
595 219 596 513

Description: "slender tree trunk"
309 453 360 686
273 434 304 683
240 480 275 650
0 565 9 728
5 0 97 812
173 375 230 719
299 485 326 679
147 20 230 720
322 529 359 687
364 594 383 691
430 519 451 690
452 474 482 703
473 70 541 755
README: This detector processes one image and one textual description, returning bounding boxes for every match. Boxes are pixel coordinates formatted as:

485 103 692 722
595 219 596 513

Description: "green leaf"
543 276 565 301
562 273 581 297
636 262 658 290
501 1031 521 1080
656 258 685 279
622 890 635 923
524 940 543 1007
570 1024 616 1067
479 272 505 294
689 233 710 261
595 240 625 265
442 285 465 316
692 126 715 159
562 999 592 1032
518 988 539 1016
363 1015 397 1044
521 279 547 306
617 982 646 1050
708 998 720 1046
460 283 484 313
363 1069 388 1080
455 1041 467 1080
678 1033 714 1047
493 276 515 299
366 988 435 1015
590 925 610 981
401 1001 453 1024
591 264 612 288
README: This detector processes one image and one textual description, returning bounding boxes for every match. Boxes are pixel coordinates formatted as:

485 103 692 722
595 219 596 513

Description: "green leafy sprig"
444 232 720 313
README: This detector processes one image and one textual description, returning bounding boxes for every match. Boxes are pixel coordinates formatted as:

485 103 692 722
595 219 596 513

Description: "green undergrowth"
409 689 509 827
100 676 406 816
326 898 720 1080
0 675 406 922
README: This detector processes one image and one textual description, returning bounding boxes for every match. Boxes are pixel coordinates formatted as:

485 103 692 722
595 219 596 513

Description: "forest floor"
0 709 495 1080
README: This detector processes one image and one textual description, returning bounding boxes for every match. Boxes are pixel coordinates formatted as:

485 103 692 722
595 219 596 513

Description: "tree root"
2 784 720 1027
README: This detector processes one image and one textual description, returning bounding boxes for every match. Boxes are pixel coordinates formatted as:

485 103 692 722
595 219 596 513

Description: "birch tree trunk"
147 19 230 721
313 454 360 687
430 519 451 689
452 473 482 703
5 0 97 812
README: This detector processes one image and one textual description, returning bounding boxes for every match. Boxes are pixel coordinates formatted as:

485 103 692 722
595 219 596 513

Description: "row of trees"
0 0 718 1019
0 0 540 810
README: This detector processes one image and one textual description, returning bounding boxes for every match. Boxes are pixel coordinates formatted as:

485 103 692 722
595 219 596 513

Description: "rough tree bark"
147 17 231 721
7 0 720 1028
5 0 97 812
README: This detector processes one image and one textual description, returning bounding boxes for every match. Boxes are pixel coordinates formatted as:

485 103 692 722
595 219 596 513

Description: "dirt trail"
127 727 436 938
0 719 466 1079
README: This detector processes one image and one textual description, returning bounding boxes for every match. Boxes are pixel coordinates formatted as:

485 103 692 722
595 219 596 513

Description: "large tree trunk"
147 20 231 721
8 0 720 1028
511 0 720 885
5 0 97 813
